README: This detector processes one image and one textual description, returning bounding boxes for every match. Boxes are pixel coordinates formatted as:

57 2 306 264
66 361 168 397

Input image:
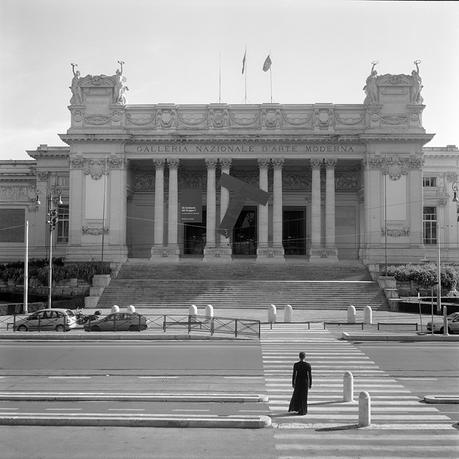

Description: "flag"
242 50 246 74
263 55 272 72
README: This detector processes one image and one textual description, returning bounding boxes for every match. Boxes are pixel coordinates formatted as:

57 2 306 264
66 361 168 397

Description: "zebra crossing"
261 323 459 458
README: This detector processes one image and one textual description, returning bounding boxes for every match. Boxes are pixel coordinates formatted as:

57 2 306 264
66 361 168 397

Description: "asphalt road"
354 341 459 423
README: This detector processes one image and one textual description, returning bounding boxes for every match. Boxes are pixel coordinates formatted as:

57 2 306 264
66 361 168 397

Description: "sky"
1 0 458 161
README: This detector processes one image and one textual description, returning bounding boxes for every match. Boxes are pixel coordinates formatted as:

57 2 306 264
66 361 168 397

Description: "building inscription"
133 144 356 154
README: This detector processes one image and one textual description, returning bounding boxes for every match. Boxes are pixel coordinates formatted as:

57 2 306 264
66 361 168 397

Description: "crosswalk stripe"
261 326 457 458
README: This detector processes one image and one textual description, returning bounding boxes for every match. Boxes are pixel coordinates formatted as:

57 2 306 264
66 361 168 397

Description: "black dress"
288 360 312 415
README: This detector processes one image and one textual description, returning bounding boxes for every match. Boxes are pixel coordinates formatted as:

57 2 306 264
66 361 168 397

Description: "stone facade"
0 66 458 265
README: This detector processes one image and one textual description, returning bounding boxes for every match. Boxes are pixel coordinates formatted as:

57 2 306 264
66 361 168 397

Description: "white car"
426 312 459 334
14 308 77 332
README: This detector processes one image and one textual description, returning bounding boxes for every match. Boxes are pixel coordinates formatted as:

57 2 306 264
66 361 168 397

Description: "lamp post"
24 193 40 314
47 191 62 309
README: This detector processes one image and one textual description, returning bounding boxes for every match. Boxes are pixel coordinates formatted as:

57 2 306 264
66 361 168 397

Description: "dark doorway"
183 209 206 255
283 209 306 255
232 207 257 256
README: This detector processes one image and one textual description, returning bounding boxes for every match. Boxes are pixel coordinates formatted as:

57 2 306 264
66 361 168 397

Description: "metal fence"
0 312 261 339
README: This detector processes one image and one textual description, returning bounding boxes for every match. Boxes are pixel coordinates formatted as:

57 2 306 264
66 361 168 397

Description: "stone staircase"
97 260 388 311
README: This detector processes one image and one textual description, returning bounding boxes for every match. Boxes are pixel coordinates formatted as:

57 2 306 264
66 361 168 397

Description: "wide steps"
98 279 387 310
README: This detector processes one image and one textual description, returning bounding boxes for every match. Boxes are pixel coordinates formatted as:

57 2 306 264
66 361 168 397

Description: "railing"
1 313 261 339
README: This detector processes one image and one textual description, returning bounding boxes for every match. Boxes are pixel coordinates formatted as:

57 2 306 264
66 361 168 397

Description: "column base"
203 246 233 263
309 247 338 262
256 246 285 263
150 245 180 262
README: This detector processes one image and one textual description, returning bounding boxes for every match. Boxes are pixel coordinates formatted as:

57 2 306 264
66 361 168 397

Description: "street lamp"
47 190 63 309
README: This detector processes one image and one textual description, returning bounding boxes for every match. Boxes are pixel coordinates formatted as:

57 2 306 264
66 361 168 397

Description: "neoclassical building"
0 66 458 266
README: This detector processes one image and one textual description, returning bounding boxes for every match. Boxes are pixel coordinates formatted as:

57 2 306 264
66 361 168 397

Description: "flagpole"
244 47 247 104
218 52 222 103
270 67 273 103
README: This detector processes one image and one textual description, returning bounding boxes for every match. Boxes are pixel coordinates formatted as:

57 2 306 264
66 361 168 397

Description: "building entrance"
232 207 257 256
283 208 306 255
183 209 206 256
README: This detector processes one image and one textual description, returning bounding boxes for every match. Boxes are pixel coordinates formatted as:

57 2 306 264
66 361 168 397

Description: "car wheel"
55 324 65 332
91 325 101 332
17 325 28 332
129 324 140 332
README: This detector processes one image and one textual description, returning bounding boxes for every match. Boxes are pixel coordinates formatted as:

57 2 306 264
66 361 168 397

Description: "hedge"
0 259 111 285
385 263 459 292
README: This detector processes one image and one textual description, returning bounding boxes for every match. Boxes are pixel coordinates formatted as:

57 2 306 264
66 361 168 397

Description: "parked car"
84 312 147 332
14 308 77 332
426 312 459 334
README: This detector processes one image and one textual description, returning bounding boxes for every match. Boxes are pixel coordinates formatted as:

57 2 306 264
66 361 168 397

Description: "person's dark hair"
299 352 305 360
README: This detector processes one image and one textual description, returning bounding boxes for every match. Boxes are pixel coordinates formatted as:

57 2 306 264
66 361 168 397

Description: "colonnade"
149 157 338 262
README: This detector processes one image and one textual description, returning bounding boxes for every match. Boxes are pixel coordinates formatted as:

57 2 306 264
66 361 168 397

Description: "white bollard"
358 391 371 427
284 304 293 323
205 304 214 319
343 371 354 402
347 305 356 324
111 304 120 313
127 304 135 313
189 304 198 318
363 305 373 325
268 304 277 324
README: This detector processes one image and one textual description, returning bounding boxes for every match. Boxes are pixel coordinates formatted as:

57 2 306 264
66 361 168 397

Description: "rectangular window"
57 204 69 244
0 209 24 242
423 206 437 245
423 177 437 187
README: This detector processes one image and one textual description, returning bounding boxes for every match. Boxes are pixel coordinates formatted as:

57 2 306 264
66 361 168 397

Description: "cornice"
59 133 132 144
359 133 435 144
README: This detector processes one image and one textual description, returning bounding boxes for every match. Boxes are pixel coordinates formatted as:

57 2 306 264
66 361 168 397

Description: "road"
0 334 458 458
354 341 459 423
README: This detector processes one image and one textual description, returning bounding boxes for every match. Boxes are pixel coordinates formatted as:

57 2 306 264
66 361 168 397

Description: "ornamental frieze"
335 172 360 191
126 112 156 126
229 110 260 127
179 172 205 190
133 172 155 192
281 111 312 127
156 109 176 129
84 115 112 125
0 185 36 202
262 109 282 129
208 108 229 129
381 227 410 237
283 173 310 191
177 111 207 128
83 159 108 180
82 225 109 235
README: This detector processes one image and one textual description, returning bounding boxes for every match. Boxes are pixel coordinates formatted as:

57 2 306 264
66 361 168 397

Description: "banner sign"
180 189 202 222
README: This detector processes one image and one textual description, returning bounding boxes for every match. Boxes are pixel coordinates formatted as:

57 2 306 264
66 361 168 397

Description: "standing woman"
288 351 312 415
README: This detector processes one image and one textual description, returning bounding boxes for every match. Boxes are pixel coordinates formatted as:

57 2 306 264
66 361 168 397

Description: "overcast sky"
1 0 458 161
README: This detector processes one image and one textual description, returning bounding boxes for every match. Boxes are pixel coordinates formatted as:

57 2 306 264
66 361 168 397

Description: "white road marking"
108 409 145 411
137 376 178 379
45 408 82 411
172 409 209 412
48 376 91 379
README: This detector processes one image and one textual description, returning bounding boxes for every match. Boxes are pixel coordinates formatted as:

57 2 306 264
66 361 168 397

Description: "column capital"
257 158 271 169
325 158 337 169
271 158 284 169
153 158 165 168
219 158 232 169
108 154 125 170
167 158 180 169
205 158 218 169
310 158 323 169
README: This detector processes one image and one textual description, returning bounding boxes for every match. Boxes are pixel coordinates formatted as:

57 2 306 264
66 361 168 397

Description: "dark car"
84 312 147 332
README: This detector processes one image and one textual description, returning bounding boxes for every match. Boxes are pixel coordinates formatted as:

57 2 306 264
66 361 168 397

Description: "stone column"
325 158 338 260
203 158 218 261
271 158 285 261
408 155 424 248
256 158 271 261
107 155 128 262
218 158 232 261
309 158 323 258
166 158 180 261
151 158 165 259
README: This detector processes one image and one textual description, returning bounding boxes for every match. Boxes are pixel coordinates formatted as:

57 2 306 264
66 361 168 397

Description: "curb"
0 414 272 429
0 333 247 341
341 332 459 342
0 392 269 403
424 395 459 404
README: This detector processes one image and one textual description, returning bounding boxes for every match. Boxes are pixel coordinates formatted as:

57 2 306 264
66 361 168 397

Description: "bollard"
284 304 293 323
112 304 120 313
268 304 277 325
189 304 198 318
343 371 354 402
347 305 356 324
358 391 371 427
205 304 214 319
363 305 373 325
443 306 449 335
127 304 135 313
